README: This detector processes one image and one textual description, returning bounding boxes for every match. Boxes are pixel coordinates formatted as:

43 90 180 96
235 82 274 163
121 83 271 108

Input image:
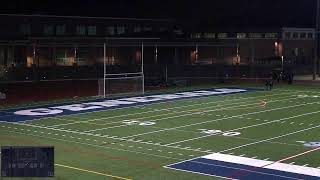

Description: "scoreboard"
1 146 54 177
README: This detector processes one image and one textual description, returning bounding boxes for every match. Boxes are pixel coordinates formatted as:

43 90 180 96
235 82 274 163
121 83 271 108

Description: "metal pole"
165 64 168 83
195 44 199 63
281 56 284 73
141 43 145 94
103 43 106 98
315 0 320 77
314 0 320 80
155 44 158 63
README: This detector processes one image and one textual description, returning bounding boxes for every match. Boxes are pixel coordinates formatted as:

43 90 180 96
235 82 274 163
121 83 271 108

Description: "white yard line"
163 110 320 146
138 125 302 147
25 90 299 125
122 101 320 139
0 122 211 154
1 129 187 161
84 124 130 132
3 100 317 154
54 95 311 133
164 135 216 146
218 124 320 153
48 92 292 127
2 94 319 157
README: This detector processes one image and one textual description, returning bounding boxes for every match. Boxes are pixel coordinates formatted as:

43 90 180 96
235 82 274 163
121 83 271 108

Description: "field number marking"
123 120 156 126
199 129 241 137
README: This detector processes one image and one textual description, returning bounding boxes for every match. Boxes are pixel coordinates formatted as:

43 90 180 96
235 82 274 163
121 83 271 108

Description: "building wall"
0 14 317 82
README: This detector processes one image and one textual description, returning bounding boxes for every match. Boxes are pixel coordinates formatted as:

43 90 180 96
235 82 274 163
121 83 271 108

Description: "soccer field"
0 85 320 180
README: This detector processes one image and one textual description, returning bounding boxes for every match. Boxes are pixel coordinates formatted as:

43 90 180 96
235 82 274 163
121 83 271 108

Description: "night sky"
1 0 317 28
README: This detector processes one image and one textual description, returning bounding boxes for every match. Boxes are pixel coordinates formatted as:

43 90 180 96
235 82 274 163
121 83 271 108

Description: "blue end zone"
166 158 320 180
0 87 261 122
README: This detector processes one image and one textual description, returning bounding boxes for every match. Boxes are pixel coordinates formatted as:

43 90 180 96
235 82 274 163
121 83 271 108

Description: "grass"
0 84 320 180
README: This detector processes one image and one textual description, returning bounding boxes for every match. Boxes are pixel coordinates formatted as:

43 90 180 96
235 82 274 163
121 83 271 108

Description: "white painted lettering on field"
13 88 248 116
148 94 181 100
121 96 163 103
54 104 103 111
86 100 135 107
14 108 63 116
175 92 203 97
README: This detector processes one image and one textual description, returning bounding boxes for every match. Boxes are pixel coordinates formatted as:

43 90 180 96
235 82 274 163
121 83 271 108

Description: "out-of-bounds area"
0 84 320 180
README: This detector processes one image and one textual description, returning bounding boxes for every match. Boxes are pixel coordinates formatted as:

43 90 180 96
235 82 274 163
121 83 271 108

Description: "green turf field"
0 85 320 180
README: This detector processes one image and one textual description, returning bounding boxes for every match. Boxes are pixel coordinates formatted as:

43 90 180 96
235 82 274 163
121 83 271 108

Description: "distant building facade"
0 14 316 81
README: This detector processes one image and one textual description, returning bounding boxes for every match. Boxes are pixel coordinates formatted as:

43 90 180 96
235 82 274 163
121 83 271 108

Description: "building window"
117 26 126 35
159 27 168 32
308 33 314 39
284 32 291 39
204 33 215 39
217 33 228 39
56 25 66 35
249 33 263 38
87 26 96 36
191 33 201 39
174 29 183 36
237 33 246 39
133 26 142 33
265 33 278 38
292 32 299 39
43 25 54 36
299 32 306 39
76 25 86 36
20 24 31 35
143 26 152 32
106 26 115 36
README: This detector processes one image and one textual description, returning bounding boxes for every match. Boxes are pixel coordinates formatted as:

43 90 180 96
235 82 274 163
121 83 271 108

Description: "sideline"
55 163 132 180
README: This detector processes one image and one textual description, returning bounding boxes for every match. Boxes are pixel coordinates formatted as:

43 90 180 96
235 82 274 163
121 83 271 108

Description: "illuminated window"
191 33 201 39
204 33 216 39
237 33 246 39
249 33 263 38
76 25 86 36
87 26 96 36
265 33 278 38
217 33 228 39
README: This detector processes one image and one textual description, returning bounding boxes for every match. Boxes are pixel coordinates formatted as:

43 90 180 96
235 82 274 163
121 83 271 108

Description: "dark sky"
1 0 317 28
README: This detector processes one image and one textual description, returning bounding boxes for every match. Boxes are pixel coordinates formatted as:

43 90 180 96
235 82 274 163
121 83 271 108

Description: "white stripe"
219 124 320 153
24 90 297 125
123 101 320 138
202 153 320 177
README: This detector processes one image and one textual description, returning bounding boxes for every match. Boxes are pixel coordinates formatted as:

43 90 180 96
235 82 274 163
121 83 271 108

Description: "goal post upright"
142 42 144 94
103 42 106 98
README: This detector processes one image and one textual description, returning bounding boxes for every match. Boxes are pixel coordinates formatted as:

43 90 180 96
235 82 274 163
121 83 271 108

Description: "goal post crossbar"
101 42 145 98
